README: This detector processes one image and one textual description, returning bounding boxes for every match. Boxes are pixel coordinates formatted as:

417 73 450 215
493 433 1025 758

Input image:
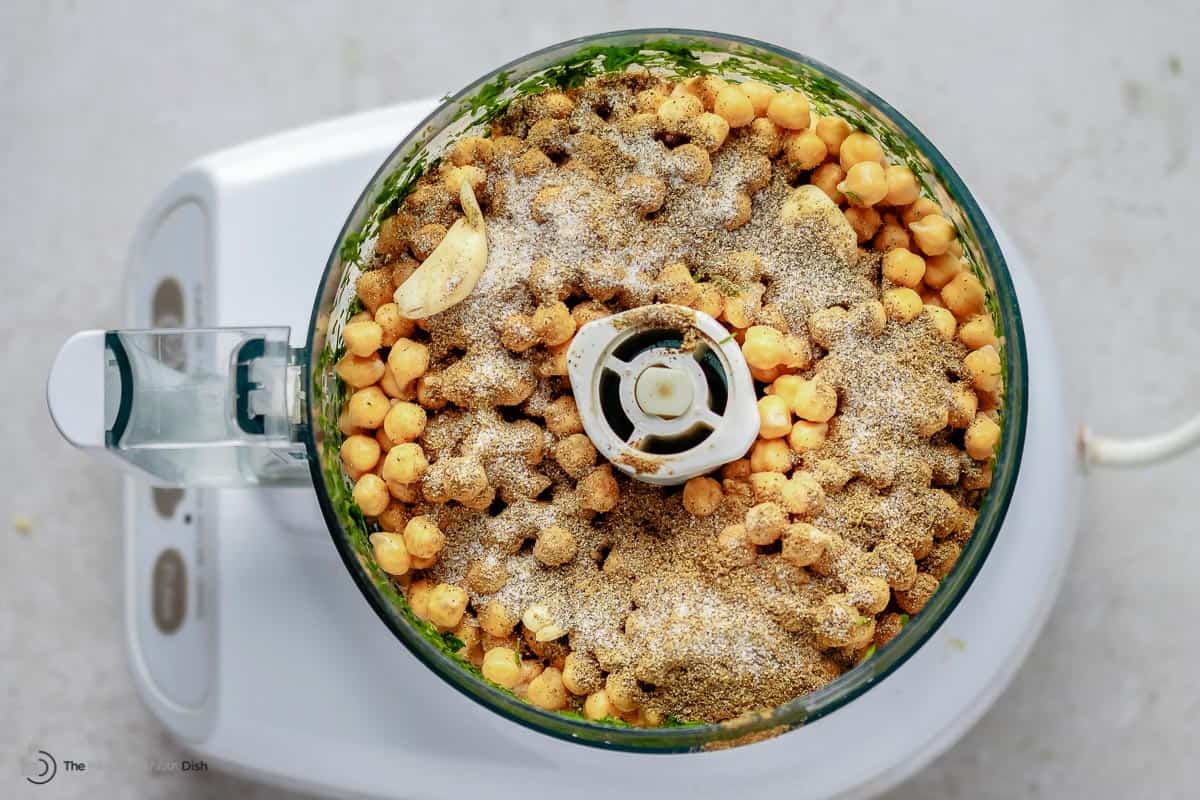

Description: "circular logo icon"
25 750 57 786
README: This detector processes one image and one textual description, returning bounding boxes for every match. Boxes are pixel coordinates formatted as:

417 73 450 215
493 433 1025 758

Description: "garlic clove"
392 180 488 319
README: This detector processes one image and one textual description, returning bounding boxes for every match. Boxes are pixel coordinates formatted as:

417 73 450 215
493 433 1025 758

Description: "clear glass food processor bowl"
304 29 1027 752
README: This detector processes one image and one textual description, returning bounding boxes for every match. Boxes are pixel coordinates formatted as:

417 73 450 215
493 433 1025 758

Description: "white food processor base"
123 99 1082 799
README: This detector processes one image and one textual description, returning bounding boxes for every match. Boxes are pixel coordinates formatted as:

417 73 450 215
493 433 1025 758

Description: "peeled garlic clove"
392 180 488 319
780 184 857 264
521 603 554 633
534 624 567 643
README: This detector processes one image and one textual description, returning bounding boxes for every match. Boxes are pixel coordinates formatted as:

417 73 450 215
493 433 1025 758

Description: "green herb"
716 334 735 345
843 190 863 205
858 644 877 663
898 613 910 626
947 636 967 652
856 614 871 626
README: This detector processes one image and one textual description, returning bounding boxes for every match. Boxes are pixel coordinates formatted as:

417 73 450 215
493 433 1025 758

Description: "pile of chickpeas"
330 71 1004 723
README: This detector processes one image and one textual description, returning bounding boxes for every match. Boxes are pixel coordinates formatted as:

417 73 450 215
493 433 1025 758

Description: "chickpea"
922 253 962 290
356 269 395 314
382 442 428 485
448 135 495 166
917 403 950 437
749 471 786 504
620 173 667 216
691 112 730 152
883 165 921 206
839 131 885 170
605 670 642 713
407 579 434 620
530 185 563 224
335 353 385 390
682 476 723 516
964 344 1003 394
810 116 849 158
925 305 957 341
584 689 615 721
750 439 792 473
427 583 468 629
415 372 445 411
741 325 786 371
738 80 777 116
534 524 578 567
838 161 887 207
340 434 381 473
635 87 669 113
788 420 828 452
532 301 576 347
965 414 1001 460
781 522 828 567
378 368 405 399
939 273 985 322
347 386 389 429
789 378 838 423
748 394 793 441
895 573 939 615
873 220 911 252
900 196 941 226
948 383 979 429
671 142 713 185
570 301 609 329
479 601 516 638
542 91 575 118
716 523 757 567
377 502 411 533
352 474 390 516
388 478 422 503
368 532 410 577
658 94 703 130
402 516 445 560
481 646 522 688
542 396 583 438
810 163 846 204
958 314 999 350
883 287 923 323
553 433 597 479
814 593 860 650
578 465 619 513
410 223 448 261
387 338 429 386
882 247 927 289
342 320 383 358
722 459 752 481
514 148 553 177
712 85 755 127
783 130 827 171
498 313 538 353
745 502 787 545
849 576 892 615
382 401 426 445
722 191 753 231
909 214 957 256
843 206 883 244
654 262 699 306
766 90 811 130
722 285 763 330
746 117 784 157
781 471 824 516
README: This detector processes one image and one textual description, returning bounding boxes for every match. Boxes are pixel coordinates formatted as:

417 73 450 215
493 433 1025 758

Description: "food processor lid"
565 304 760 485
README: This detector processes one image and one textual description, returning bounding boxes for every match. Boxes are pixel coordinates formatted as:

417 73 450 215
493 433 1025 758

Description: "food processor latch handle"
47 327 311 487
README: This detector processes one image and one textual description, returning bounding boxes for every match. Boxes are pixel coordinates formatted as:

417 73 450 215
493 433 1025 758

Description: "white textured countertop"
2 2 1198 798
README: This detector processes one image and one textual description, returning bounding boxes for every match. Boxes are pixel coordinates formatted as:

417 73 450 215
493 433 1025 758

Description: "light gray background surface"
2 2 1198 798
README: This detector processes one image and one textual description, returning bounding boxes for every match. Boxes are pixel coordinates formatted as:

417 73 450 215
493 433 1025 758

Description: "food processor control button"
634 365 693 419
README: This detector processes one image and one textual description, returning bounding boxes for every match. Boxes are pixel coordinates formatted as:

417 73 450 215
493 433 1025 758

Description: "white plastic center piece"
634 365 693 418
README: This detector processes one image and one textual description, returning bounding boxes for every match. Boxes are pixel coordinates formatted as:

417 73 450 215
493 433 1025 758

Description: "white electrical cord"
1080 413 1200 467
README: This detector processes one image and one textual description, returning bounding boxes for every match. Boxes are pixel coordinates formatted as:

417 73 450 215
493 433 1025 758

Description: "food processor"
43 30 1197 799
